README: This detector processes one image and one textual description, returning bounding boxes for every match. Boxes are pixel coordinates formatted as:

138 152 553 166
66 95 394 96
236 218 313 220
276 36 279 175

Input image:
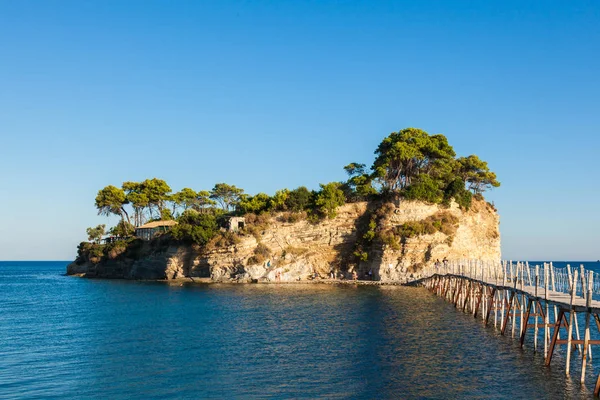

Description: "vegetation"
247 243 271 265
342 127 500 210
384 212 460 248
83 127 499 263
313 182 346 219
86 224 106 244
109 220 135 237
171 210 218 246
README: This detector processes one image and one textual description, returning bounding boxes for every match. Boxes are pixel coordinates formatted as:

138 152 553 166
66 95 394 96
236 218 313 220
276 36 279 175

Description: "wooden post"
501 264 507 332
544 263 549 359
581 271 593 383
550 263 560 341
534 265 539 350
566 269 578 375
520 263 525 336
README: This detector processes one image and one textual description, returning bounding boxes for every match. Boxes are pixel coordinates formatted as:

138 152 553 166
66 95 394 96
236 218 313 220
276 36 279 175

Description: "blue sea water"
1 261 600 399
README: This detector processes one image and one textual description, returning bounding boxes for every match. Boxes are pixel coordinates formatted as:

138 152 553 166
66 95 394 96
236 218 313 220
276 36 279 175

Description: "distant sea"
1 261 599 399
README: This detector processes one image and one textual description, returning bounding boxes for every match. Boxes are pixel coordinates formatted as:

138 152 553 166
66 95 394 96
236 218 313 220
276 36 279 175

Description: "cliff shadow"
332 201 385 280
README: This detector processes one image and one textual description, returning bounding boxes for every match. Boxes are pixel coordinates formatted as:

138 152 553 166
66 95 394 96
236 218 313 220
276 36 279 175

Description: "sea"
1 261 600 399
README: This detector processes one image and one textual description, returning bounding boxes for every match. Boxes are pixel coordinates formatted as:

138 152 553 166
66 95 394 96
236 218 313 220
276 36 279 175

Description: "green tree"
140 178 172 218
210 183 244 212
343 162 376 201
160 208 174 220
172 210 219 245
122 181 149 227
269 189 289 211
171 187 198 215
238 193 271 214
86 224 106 244
314 182 346 219
109 220 135 237
193 190 216 213
285 186 312 211
443 177 473 209
403 174 444 203
372 128 456 192
456 155 501 194
95 185 130 223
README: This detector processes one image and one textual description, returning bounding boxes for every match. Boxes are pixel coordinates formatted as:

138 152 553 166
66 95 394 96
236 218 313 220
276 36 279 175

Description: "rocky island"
67 128 501 283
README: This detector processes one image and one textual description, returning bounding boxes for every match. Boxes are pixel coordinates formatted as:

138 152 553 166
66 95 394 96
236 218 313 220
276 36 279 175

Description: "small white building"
226 217 245 232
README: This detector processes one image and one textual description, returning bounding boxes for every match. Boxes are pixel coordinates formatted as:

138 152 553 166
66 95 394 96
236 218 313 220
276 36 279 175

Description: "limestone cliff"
67 199 500 283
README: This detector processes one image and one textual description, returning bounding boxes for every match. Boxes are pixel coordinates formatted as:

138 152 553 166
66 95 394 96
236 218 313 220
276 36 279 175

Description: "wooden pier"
417 261 600 395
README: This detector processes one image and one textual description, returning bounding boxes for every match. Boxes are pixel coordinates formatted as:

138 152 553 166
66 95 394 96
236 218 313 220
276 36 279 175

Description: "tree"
372 128 456 192
314 182 346 219
171 188 198 215
269 189 289 211
456 155 501 194
443 177 473 209
210 183 244 212
171 210 219 245
193 190 217 213
343 162 376 201
238 193 271 214
86 224 106 244
122 181 149 227
140 178 171 218
109 220 135 237
95 185 130 223
160 208 174 220
403 174 444 203
285 186 312 211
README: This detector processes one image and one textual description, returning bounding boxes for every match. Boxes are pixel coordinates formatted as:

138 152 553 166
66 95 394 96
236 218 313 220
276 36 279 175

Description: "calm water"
1 261 599 399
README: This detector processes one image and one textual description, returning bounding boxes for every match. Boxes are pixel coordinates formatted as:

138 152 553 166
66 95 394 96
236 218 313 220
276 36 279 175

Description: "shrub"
285 187 312 211
380 231 401 250
171 212 218 245
209 231 241 249
277 212 306 223
394 212 459 240
443 177 472 210
314 182 346 219
109 220 135 237
247 243 271 265
353 250 368 262
403 175 443 204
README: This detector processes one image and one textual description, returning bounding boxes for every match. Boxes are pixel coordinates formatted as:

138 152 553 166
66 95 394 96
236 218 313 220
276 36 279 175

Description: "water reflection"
0 264 597 399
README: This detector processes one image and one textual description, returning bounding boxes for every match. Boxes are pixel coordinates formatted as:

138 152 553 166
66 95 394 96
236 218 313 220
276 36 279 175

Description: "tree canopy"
372 128 456 192
86 224 105 244
210 183 244 212
95 185 130 223
89 127 499 245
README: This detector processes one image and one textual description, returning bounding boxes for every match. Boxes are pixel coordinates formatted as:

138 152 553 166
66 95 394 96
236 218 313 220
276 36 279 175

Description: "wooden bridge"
416 260 600 396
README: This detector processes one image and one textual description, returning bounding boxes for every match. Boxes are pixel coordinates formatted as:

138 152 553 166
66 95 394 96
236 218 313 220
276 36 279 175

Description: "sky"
0 0 599 261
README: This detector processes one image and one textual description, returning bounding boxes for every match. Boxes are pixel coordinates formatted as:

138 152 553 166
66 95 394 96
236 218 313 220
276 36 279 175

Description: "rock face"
67 199 500 283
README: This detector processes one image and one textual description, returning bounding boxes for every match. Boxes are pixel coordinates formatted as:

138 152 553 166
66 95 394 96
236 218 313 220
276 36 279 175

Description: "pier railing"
421 260 596 299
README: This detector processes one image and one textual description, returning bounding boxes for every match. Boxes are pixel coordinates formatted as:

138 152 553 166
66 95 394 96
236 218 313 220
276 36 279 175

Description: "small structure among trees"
225 216 245 232
135 220 178 241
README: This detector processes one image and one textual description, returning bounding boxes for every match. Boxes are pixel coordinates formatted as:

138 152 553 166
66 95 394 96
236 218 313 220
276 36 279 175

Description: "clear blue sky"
1 1 598 261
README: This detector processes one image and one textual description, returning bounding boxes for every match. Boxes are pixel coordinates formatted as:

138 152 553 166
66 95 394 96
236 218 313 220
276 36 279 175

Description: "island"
67 128 501 283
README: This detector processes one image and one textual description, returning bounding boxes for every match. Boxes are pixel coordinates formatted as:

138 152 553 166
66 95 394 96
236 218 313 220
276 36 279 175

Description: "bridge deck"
437 274 600 312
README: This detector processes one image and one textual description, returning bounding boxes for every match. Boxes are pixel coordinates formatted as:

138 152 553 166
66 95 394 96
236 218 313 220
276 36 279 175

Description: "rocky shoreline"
68 200 500 283
67 273 414 286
